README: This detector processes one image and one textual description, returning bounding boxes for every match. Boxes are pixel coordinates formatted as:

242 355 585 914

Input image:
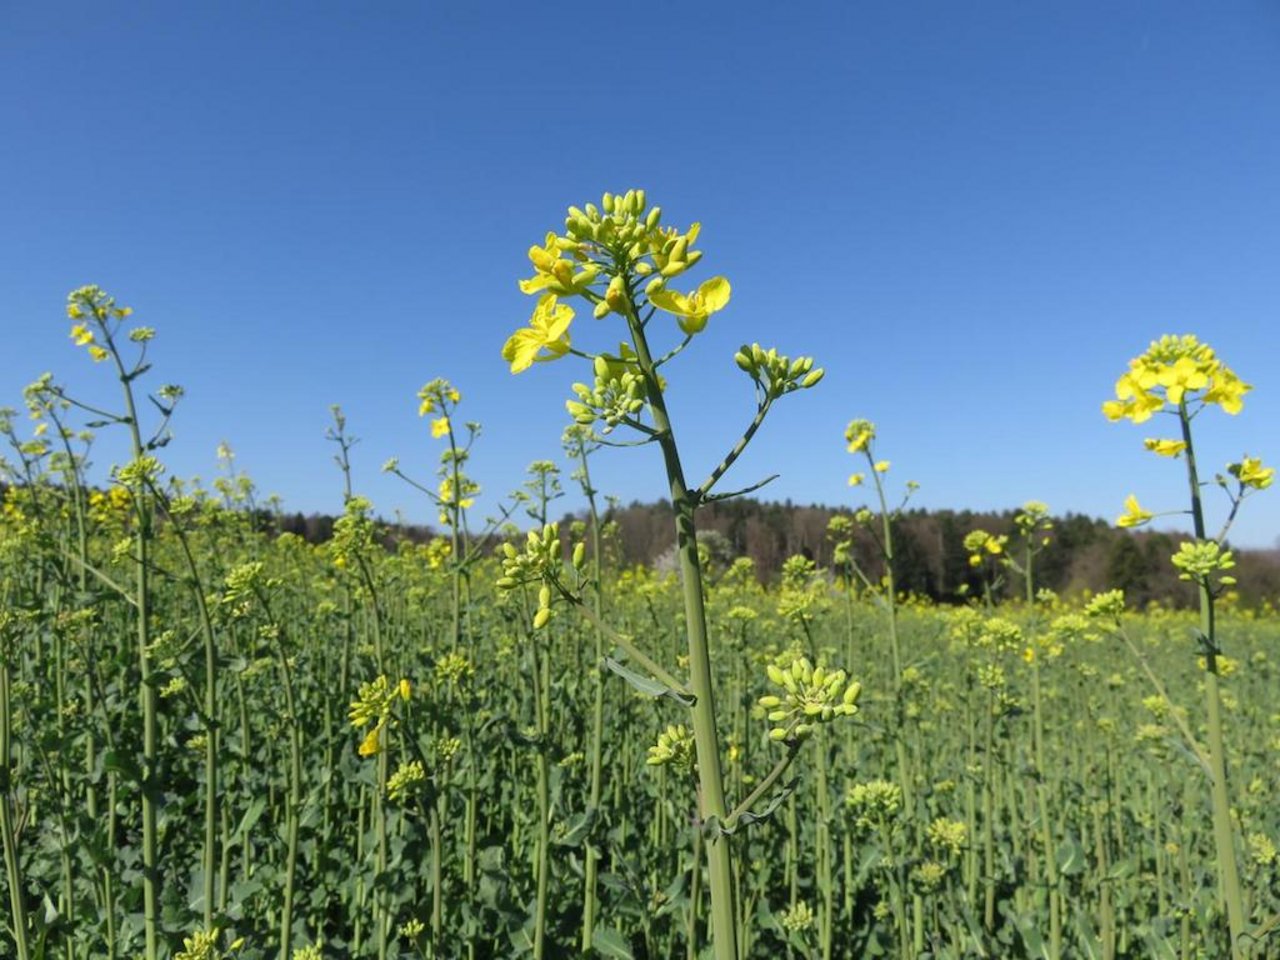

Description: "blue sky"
3 2 1278 547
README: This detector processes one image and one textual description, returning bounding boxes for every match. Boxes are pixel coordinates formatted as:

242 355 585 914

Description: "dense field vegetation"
2 192 1276 959
1 475 1278 959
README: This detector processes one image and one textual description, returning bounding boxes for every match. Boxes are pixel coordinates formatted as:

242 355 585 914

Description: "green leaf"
552 807 597 847
1056 835 1087 877
602 656 693 706
591 927 634 959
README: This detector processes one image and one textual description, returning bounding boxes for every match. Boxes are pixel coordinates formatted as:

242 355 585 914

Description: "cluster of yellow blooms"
348 675 412 757
503 189 730 374
1105 336 1272 528
1101 334 1249 424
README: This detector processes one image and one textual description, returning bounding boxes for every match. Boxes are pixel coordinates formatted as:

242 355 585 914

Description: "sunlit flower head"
1102 334 1250 423
502 294 574 374
845 419 876 454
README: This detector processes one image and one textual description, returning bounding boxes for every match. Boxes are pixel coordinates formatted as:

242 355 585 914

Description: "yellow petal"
696 276 731 312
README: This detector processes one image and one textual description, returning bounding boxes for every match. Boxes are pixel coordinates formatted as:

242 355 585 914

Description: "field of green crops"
2 193 1277 960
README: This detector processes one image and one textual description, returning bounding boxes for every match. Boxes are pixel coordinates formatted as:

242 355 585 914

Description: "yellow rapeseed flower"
647 276 731 335
1231 456 1274 490
502 294 574 373
1116 494 1154 529
358 724 383 757
1143 438 1187 457
518 233 597 296
430 417 450 439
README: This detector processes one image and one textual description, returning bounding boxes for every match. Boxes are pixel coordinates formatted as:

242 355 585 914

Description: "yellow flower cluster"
1102 334 1249 424
963 529 1006 566
504 189 731 373
348 675 411 758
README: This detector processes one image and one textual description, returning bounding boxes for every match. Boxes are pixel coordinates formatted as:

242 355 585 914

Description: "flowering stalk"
63 287 179 960
1102 335 1266 956
502 190 825 959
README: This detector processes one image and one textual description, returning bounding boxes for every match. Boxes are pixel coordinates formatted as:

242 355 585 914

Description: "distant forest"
271 497 1280 609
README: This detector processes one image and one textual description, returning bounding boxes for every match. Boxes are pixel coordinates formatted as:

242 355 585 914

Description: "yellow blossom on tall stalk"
503 190 827 960
1102 334 1269 958
1101 334 1249 423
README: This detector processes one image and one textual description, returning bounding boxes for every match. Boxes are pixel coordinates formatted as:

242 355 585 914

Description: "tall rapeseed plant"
1103 334 1271 958
499 190 858 960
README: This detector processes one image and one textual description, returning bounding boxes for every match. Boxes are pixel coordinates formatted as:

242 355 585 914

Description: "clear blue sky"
4 2 1279 548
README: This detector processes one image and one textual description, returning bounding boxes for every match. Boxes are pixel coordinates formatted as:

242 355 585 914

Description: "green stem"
1178 405 1247 956
0 621 31 960
624 302 738 960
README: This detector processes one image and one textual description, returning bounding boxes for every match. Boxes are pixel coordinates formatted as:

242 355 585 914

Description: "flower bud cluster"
733 343 824 397
759 655 861 742
1170 540 1236 588
646 723 696 772
496 522 565 630
846 778 903 830
566 352 647 432
1085 591 1126 619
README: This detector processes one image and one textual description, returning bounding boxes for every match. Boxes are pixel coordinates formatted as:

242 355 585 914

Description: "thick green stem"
1178 406 1247 955
625 305 738 960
